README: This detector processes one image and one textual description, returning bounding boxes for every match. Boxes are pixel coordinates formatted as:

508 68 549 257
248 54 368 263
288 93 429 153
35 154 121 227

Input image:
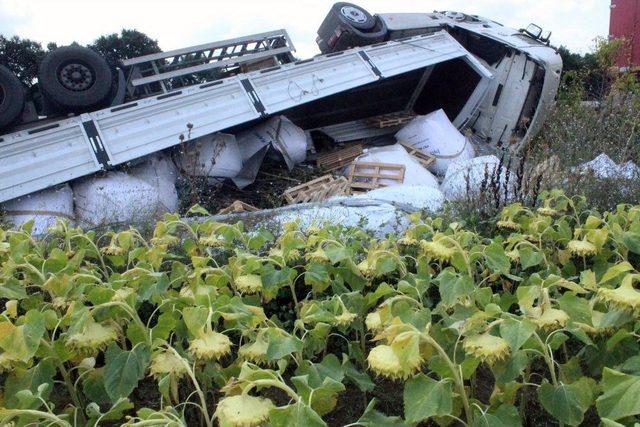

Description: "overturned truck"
0 2 562 211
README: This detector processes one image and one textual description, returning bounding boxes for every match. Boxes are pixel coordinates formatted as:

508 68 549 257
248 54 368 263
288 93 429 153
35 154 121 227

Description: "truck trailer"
0 2 562 204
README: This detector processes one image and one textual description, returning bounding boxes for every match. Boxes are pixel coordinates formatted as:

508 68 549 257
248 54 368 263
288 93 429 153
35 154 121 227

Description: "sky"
0 0 611 58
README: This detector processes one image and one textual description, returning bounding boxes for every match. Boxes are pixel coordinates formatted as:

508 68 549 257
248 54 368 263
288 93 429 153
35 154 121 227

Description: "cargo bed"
0 31 491 203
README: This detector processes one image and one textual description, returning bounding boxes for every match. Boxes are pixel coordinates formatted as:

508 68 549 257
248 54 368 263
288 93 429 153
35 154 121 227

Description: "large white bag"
130 154 179 213
395 109 475 176
440 155 505 201
2 185 74 235
350 144 440 189
233 116 307 188
353 185 445 212
73 172 175 228
175 133 242 179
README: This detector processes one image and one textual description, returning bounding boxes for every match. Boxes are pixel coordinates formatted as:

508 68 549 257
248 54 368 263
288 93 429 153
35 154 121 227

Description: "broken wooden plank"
316 144 364 171
283 175 350 204
218 200 259 215
347 162 405 193
398 141 436 168
366 112 415 129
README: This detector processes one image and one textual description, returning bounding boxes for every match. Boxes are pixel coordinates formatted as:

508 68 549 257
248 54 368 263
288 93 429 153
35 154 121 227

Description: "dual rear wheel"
0 46 113 129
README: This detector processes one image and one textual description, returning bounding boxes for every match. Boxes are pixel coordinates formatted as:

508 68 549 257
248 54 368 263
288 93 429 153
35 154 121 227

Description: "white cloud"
0 0 609 57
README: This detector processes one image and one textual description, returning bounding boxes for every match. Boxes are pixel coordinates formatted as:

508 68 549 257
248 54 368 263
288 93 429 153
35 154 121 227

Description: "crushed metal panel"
92 79 260 165
249 52 378 114
0 119 100 202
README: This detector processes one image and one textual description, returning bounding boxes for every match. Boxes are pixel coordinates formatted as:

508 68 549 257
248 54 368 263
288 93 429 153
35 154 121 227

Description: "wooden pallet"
366 112 416 129
398 141 436 169
316 144 364 171
283 175 350 204
218 200 259 215
347 162 405 193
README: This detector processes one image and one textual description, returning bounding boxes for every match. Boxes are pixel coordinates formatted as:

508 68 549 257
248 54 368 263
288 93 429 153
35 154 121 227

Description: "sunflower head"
101 244 125 256
357 260 374 278
506 249 520 262
188 330 232 361
150 351 188 380
567 239 598 257
238 337 270 366
333 311 357 327
67 322 117 357
497 219 520 231
365 312 383 332
234 275 263 294
198 235 226 247
306 248 330 263
420 239 456 262
214 394 274 427
597 277 640 313
463 334 510 365
398 237 419 248
528 307 569 330
367 345 416 380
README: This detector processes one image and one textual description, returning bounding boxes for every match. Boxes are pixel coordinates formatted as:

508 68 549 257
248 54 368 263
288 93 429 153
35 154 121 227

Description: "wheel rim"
57 62 95 92
340 6 368 24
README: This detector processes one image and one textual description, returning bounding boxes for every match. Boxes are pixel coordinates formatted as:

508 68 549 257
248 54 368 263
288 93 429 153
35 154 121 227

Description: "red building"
609 0 640 70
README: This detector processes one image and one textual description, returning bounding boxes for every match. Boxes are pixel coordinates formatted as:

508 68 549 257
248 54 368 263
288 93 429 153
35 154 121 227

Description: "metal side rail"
0 31 492 203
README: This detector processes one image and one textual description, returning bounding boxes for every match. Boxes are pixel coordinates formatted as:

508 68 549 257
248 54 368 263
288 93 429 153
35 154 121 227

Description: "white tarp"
440 155 506 201
395 109 475 176
175 133 242 179
2 184 74 235
233 116 307 188
73 172 177 228
349 144 440 189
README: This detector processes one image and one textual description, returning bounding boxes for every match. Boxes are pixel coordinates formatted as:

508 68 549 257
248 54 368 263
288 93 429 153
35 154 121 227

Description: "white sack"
350 144 439 189
233 116 307 188
2 185 74 235
130 154 179 213
175 133 242 178
440 155 505 201
578 153 640 180
352 185 445 212
395 109 474 176
73 172 174 228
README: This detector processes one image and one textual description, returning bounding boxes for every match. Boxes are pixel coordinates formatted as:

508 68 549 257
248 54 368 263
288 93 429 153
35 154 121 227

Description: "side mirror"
523 23 542 39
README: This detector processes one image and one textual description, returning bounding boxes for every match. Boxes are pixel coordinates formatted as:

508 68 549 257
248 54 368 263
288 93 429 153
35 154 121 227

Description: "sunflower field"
1 190 640 426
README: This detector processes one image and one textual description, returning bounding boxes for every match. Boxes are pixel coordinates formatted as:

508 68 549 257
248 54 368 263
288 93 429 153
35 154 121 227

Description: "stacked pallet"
366 112 415 129
316 144 363 171
347 162 406 193
283 175 350 204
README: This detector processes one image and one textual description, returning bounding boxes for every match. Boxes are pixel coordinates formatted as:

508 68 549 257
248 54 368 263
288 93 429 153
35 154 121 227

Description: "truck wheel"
38 46 113 113
0 65 25 129
334 2 376 31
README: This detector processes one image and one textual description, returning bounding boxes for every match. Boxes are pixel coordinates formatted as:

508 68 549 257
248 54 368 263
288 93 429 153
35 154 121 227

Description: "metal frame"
122 29 296 99
0 31 492 203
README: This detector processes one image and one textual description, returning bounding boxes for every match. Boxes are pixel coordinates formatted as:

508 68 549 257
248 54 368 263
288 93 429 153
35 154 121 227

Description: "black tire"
333 2 376 31
38 46 113 113
0 65 25 129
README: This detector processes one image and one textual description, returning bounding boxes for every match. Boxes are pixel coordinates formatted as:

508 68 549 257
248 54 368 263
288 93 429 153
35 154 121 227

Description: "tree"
0 35 46 87
89 29 161 66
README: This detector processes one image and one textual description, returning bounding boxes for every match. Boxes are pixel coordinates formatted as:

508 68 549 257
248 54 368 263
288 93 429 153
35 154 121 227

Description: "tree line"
0 29 161 87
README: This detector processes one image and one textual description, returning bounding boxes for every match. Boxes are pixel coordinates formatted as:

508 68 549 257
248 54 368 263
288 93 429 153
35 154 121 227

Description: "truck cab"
317 3 563 149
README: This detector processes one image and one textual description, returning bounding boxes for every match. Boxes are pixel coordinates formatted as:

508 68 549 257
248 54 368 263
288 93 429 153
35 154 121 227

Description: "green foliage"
0 35 48 86
0 191 640 426
88 29 161 67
